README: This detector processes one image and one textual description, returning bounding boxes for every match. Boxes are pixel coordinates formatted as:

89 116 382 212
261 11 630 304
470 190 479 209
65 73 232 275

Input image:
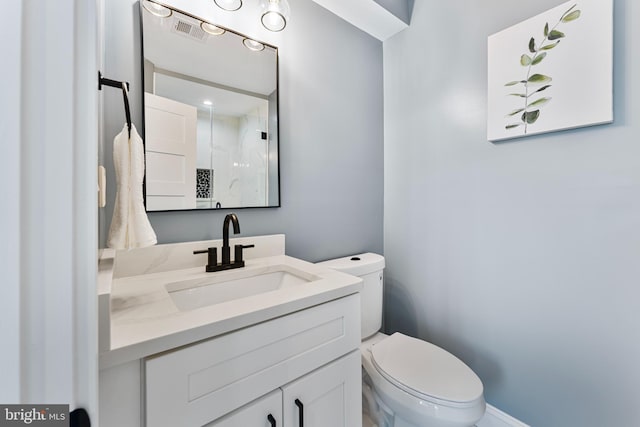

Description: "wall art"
487 0 613 141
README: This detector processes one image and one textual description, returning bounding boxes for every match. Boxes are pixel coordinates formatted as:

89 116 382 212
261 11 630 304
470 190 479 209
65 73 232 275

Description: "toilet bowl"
317 254 486 427
362 333 485 427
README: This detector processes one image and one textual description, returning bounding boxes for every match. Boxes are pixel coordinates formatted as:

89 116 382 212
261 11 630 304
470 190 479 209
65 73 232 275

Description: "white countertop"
99 239 362 369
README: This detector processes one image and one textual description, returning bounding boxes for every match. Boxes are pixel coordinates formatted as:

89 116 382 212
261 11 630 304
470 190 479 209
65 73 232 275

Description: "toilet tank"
316 253 385 339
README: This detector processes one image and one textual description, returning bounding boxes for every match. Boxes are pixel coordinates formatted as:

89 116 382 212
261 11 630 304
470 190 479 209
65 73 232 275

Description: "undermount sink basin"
166 266 321 311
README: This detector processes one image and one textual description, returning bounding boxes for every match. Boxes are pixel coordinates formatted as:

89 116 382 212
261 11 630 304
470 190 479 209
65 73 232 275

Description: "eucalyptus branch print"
504 4 581 133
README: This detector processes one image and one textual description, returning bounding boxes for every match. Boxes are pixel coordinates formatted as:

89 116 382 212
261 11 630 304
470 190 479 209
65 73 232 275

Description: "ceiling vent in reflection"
172 17 208 42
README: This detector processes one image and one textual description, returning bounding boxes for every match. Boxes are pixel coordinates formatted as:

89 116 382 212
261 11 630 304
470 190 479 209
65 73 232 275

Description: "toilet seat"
371 333 483 407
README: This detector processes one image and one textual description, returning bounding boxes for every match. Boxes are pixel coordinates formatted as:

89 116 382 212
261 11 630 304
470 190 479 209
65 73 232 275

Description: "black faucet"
193 213 254 272
221 213 240 265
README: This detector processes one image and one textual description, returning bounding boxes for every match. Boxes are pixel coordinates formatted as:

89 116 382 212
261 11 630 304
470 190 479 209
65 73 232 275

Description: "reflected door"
144 93 197 210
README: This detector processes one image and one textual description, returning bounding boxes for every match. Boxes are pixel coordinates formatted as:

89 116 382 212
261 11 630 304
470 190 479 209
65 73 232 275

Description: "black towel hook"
98 71 132 138
121 82 132 138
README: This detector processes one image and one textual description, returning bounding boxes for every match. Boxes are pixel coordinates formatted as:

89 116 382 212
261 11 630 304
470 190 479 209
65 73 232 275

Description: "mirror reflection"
140 2 280 211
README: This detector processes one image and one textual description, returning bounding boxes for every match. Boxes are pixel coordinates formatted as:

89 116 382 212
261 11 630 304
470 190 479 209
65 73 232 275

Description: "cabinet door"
206 389 282 427
282 351 361 427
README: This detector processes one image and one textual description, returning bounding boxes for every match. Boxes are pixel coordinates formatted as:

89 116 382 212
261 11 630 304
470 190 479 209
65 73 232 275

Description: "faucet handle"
234 244 254 264
193 247 218 271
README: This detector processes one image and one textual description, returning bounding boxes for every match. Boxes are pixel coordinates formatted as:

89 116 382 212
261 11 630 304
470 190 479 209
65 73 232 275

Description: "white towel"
107 123 157 249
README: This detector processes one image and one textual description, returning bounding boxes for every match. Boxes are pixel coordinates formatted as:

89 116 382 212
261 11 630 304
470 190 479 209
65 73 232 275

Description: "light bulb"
243 38 265 52
214 0 243 12
142 0 172 18
259 0 290 32
201 22 226 35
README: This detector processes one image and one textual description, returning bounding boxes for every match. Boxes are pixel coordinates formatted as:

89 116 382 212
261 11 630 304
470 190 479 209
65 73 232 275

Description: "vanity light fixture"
201 22 226 36
203 100 213 106
213 0 290 32
259 0 290 32
214 0 243 11
141 0 172 18
243 38 265 52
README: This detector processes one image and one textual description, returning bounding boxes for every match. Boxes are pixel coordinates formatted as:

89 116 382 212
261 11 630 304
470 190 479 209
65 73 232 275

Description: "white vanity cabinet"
205 389 282 427
144 294 361 427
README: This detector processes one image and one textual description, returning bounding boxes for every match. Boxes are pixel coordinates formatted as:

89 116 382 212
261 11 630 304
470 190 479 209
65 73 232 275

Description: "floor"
362 409 482 427
363 412 376 427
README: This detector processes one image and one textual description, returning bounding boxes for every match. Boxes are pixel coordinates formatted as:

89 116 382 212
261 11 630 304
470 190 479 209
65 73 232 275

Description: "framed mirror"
140 1 280 211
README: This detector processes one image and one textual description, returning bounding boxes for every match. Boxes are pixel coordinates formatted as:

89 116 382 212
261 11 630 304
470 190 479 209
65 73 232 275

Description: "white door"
206 389 282 427
2 0 99 421
282 351 362 427
144 92 197 210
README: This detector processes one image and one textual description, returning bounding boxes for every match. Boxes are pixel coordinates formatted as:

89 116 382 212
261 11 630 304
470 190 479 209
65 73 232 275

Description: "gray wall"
384 1 640 426
373 0 413 25
101 0 384 262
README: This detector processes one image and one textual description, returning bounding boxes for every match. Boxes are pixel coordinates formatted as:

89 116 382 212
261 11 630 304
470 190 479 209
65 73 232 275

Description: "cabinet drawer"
145 294 360 427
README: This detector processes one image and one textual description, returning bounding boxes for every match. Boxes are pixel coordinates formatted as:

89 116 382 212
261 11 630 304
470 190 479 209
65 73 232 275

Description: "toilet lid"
371 333 483 404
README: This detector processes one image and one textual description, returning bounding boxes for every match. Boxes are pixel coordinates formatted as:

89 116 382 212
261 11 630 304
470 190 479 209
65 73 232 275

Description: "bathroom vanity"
98 235 362 427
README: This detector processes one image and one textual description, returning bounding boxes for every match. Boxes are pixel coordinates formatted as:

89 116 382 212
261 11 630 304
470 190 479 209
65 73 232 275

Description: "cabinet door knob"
267 413 276 427
294 399 304 427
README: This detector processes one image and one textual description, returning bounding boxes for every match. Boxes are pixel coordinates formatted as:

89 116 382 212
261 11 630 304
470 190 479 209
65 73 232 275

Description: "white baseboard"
476 404 529 427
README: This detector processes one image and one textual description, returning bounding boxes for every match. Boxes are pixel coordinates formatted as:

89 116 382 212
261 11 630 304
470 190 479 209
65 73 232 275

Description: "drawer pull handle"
267 414 276 427
295 399 304 427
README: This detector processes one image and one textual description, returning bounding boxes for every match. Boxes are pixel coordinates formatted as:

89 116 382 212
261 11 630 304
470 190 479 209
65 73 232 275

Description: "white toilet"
317 253 486 427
